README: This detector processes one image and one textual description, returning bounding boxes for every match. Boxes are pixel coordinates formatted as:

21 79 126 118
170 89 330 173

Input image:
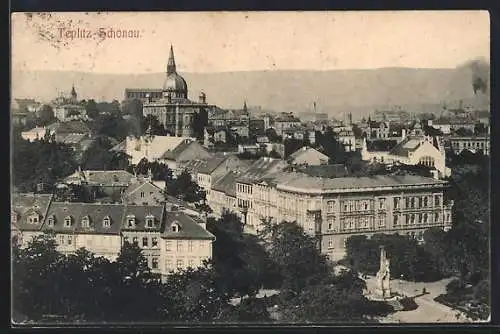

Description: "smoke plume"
465 59 490 95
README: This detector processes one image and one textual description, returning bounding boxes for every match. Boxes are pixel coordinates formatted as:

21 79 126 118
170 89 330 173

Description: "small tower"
243 100 248 113
70 85 78 103
167 44 177 75
199 91 206 104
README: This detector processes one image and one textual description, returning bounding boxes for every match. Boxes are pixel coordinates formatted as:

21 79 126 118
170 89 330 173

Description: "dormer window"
81 216 91 228
171 222 180 232
126 214 136 228
47 215 55 227
103 216 111 228
64 216 73 228
28 213 39 224
145 214 155 228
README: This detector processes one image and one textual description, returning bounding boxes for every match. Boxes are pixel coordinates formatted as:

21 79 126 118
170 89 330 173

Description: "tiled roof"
388 137 422 157
289 147 329 161
162 211 214 240
123 180 162 197
42 202 125 235
11 193 54 232
277 174 447 193
161 141 193 160
297 164 349 178
366 139 399 152
197 154 233 175
212 171 238 197
122 204 165 232
236 157 289 184
55 133 88 145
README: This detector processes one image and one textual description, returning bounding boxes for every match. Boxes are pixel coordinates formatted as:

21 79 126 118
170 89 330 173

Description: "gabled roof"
212 171 238 197
42 202 125 235
11 193 54 232
162 211 214 240
289 146 329 161
123 180 162 197
55 133 88 145
161 140 196 160
388 136 439 157
197 153 234 175
236 157 289 184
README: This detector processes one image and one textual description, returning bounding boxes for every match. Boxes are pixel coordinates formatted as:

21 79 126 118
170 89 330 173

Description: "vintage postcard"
11 11 490 325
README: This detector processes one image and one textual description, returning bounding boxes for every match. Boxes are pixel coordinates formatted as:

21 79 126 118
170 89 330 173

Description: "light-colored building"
273 113 301 136
111 132 201 167
288 146 329 166
361 134 451 179
11 194 215 279
230 172 453 260
122 179 165 206
447 136 490 156
21 126 54 142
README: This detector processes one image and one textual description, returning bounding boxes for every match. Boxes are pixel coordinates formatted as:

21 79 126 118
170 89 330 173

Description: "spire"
243 100 248 113
167 44 177 75
70 84 77 100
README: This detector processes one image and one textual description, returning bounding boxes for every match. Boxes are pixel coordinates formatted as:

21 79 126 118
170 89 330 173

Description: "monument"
376 245 391 299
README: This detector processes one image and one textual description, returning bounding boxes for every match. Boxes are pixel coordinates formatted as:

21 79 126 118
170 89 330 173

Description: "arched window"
81 216 90 228
419 156 435 168
171 222 180 232
64 216 73 228
103 216 111 228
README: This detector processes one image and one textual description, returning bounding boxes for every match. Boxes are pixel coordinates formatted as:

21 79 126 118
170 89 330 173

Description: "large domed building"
125 45 219 138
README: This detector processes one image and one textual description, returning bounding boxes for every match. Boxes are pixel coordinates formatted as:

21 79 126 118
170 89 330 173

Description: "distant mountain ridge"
12 65 490 119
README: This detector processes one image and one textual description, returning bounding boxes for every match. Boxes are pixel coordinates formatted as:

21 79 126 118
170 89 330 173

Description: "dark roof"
236 157 288 184
212 171 238 197
122 205 165 232
182 159 208 175
161 141 194 160
11 193 54 232
162 211 214 240
197 154 232 175
297 164 349 178
366 139 398 152
42 202 125 235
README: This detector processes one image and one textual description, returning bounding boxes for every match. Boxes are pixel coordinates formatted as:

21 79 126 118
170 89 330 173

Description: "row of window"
124 236 159 248
165 240 207 252
165 257 207 270
38 214 158 229
237 183 253 195
394 195 441 209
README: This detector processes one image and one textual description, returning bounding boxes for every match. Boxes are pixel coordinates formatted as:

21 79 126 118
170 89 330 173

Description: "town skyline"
12 11 489 74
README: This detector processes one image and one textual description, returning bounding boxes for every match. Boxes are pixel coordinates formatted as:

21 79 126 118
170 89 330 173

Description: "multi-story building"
361 134 451 179
273 113 301 136
52 86 87 121
126 46 221 137
225 172 454 260
446 136 490 156
11 193 215 279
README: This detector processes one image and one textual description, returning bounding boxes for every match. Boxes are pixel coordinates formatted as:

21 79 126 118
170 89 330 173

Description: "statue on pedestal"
376 245 391 299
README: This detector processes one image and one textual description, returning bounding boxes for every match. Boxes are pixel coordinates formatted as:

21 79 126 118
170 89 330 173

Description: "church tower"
167 44 176 75
70 85 78 103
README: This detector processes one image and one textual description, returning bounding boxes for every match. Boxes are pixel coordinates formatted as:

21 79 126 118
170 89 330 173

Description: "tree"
35 105 55 126
191 109 209 141
166 170 206 203
141 114 168 136
258 220 330 295
265 128 281 143
316 127 347 164
223 297 272 322
91 113 130 141
81 136 130 170
85 99 99 119
12 136 77 192
121 99 143 120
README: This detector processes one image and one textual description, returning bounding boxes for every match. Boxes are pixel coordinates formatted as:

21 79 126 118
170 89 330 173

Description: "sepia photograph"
10 11 490 325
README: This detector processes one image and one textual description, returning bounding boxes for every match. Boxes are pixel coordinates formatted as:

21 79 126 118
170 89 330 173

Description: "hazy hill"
12 62 489 119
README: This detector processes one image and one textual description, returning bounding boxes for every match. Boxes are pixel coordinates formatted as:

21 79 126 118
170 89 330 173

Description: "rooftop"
163 211 215 240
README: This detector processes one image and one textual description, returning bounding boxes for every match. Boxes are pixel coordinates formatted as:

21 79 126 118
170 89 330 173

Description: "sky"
11 11 490 74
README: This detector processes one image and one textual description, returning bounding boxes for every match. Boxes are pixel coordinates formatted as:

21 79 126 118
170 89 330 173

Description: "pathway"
363 275 473 323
